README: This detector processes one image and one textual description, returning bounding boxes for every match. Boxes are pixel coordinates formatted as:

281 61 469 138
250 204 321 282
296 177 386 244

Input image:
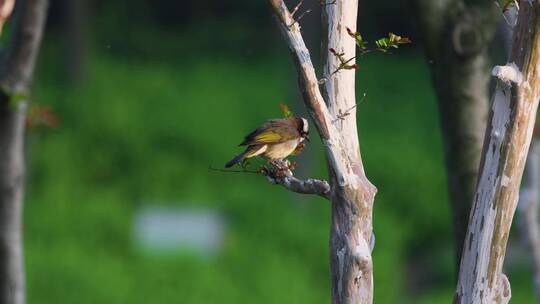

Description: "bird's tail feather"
225 145 264 168
225 151 247 168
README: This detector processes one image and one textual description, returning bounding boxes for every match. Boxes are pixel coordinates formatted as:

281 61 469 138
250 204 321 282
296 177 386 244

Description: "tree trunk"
498 7 540 300
265 0 377 302
455 1 540 302
411 0 500 268
0 0 48 303
321 2 376 303
0 101 27 304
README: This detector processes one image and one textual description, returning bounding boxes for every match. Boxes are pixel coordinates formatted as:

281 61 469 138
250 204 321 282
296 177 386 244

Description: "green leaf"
346 27 368 52
375 33 411 52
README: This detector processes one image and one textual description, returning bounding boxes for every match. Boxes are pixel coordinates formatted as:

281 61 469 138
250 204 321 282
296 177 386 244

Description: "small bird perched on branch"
225 117 309 168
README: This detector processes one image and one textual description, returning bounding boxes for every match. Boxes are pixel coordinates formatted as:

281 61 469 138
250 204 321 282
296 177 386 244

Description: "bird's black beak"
304 134 310 142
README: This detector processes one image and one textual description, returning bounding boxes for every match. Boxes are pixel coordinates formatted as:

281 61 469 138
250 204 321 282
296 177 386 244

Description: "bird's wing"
239 120 298 146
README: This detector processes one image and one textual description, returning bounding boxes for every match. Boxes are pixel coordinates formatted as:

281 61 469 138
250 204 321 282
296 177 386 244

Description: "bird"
225 117 309 168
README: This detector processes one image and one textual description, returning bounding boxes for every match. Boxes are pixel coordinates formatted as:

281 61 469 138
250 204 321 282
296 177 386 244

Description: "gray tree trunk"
498 8 540 301
0 0 48 303
411 0 500 268
0 101 26 304
455 1 540 302
265 0 377 302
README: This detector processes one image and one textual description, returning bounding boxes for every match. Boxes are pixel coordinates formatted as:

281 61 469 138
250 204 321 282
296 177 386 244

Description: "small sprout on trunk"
346 27 368 53
333 29 410 75
329 48 357 75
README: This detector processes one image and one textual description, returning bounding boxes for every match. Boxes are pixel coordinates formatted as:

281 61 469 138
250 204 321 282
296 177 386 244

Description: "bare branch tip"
264 161 330 199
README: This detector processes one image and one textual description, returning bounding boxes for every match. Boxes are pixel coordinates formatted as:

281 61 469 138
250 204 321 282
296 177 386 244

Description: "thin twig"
291 0 304 17
208 166 262 174
359 49 378 56
332 94 366 129
210 162 330 199
295 9 311 24
288 9 312 28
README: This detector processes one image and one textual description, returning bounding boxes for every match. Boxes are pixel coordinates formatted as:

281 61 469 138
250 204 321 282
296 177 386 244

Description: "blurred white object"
518 141 540 300
133 206 226 256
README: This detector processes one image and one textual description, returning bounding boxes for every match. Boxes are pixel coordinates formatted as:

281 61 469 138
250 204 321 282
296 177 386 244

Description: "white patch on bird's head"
301 117 309 133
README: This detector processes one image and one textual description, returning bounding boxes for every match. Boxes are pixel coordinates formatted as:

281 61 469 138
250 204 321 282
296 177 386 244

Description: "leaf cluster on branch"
328 28 410 75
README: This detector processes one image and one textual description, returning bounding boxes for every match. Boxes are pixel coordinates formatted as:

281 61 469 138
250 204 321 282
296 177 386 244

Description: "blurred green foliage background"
17 0 537 303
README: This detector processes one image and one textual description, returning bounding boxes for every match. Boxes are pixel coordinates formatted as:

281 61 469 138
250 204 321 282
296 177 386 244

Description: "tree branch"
267 173 331 199
265 1 377 302
0 0 48 95
0 1 48 303
455 1 540 302
265 0 332 139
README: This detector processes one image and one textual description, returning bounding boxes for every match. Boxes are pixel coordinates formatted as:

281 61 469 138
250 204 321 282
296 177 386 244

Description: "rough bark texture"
411 0 500 267
517 140 540 300
0 0 48 303
268 174 331 198
500 8 540 300
266 0 377 303
321 2 376 304
455 1 540 303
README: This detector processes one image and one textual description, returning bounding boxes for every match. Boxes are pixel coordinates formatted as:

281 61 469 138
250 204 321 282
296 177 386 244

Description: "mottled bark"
0 0 48 303
265 0 377 303
455 1 540 302
321 2 376 304
499 8 540 300
411 0 500 268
